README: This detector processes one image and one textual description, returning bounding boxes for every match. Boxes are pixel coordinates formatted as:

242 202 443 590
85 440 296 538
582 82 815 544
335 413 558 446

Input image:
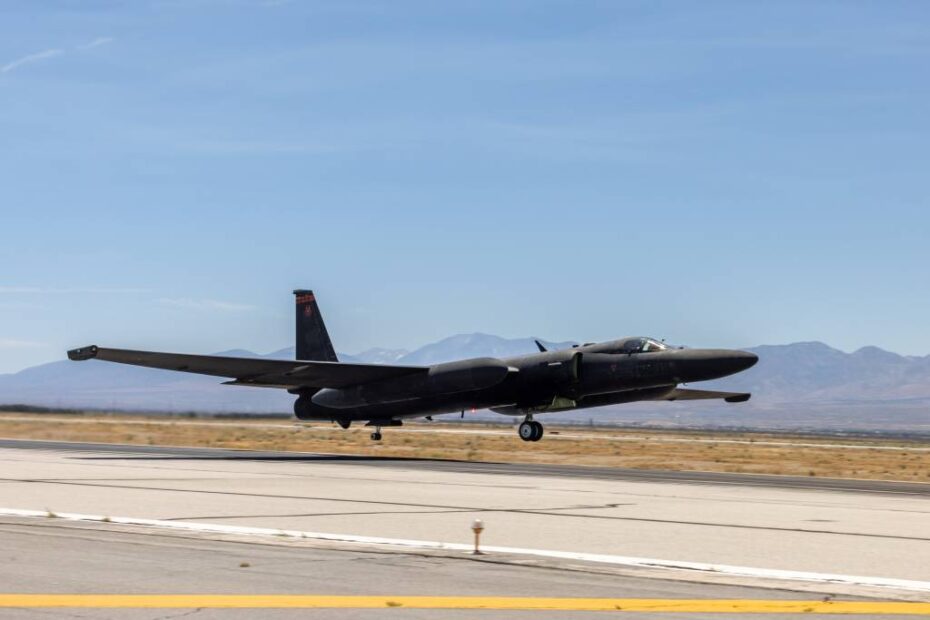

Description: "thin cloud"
2 37 113 75
0 301 45 310
181 138 347 155
76 37 113 51
1 49 63 74
0 287 149 294
157 298 255 312
0 339 44 349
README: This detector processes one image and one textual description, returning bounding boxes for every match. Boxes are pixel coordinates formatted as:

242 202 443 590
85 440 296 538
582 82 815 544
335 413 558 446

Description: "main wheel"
518 421 535 441
531 421 544 442
370 432 382 441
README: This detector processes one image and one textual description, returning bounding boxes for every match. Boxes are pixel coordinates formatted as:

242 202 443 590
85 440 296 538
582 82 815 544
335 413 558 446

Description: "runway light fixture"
471 518 485 555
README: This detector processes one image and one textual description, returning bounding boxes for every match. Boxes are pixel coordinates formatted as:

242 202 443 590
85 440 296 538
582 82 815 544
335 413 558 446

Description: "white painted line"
2 507 928 594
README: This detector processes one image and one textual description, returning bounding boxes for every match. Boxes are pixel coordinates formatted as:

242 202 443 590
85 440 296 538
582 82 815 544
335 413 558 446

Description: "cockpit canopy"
592 337 670 354
633 337 668 353
644 338 669 352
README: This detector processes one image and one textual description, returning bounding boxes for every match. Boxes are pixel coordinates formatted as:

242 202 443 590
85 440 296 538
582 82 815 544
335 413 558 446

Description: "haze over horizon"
5 336 930 433
2 1 928 373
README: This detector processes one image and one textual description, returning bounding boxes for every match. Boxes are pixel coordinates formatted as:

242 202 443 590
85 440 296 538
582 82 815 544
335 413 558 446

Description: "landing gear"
518 418 544 442
364 419 400 440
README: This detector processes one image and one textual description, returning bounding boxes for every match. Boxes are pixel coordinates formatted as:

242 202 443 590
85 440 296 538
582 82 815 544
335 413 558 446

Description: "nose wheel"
370 426 382 441
518 419 544 442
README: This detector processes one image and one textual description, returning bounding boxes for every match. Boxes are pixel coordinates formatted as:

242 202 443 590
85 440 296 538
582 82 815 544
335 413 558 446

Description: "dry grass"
0 412 928 482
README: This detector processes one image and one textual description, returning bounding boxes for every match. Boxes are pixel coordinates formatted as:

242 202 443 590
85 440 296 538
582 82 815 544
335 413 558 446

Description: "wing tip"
725 393 752 403
67 345 99 361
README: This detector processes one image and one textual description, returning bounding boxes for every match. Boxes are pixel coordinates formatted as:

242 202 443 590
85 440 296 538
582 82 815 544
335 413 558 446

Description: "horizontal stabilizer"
67 345 428 389
658 388 751 403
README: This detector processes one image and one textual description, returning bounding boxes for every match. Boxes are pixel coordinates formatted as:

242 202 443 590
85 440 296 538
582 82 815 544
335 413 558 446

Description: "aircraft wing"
67 345 429 389
659 388 751 403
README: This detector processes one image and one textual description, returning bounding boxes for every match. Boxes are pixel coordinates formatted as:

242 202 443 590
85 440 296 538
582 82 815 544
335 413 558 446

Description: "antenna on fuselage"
534 340 548 352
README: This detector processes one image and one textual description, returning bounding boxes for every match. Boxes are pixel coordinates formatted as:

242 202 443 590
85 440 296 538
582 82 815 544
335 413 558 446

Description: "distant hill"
1 336 928 432
607 341 930 432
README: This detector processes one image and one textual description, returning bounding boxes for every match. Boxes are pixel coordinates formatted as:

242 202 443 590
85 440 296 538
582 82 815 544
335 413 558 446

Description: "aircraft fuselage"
294 338 758 424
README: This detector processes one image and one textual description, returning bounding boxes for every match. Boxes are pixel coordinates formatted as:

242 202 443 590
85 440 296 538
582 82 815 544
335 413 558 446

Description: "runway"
3 438 927 494
2 517 916 619
0 438 928 616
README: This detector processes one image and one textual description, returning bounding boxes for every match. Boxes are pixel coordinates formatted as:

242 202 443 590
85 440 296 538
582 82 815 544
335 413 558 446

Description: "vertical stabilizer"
293 290 338 362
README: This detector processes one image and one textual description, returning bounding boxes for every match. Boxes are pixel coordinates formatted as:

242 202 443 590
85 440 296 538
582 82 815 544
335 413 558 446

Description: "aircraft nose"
675 349 758 382
711 350 758 376
731 350 759 372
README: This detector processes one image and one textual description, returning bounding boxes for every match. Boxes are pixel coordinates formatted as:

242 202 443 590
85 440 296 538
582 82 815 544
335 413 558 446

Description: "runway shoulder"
0 437 926 495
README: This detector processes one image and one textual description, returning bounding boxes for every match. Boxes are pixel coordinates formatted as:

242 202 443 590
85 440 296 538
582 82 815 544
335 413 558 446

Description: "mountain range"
1 334 928 432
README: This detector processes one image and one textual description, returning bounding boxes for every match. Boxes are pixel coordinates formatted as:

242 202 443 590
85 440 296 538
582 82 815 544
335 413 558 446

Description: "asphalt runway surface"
0 439 927 617
2 517 914 620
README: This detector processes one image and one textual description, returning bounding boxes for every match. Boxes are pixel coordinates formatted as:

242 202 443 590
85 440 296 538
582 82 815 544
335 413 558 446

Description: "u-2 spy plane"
69 290 758 442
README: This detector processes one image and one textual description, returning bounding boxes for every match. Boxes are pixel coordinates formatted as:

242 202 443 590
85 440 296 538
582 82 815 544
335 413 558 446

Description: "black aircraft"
68 290 758 442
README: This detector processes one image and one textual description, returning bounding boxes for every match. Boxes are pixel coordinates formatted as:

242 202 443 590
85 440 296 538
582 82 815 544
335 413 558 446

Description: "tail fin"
293 290 338 362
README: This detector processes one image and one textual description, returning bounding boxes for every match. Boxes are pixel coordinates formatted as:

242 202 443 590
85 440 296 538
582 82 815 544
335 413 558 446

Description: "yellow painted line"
0 596 928 613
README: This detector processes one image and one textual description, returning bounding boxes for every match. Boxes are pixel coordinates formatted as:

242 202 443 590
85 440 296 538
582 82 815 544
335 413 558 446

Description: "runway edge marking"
2 507 929 595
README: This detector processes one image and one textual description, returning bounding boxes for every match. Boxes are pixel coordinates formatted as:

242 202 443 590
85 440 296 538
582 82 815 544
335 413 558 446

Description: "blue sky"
1 1 928 373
